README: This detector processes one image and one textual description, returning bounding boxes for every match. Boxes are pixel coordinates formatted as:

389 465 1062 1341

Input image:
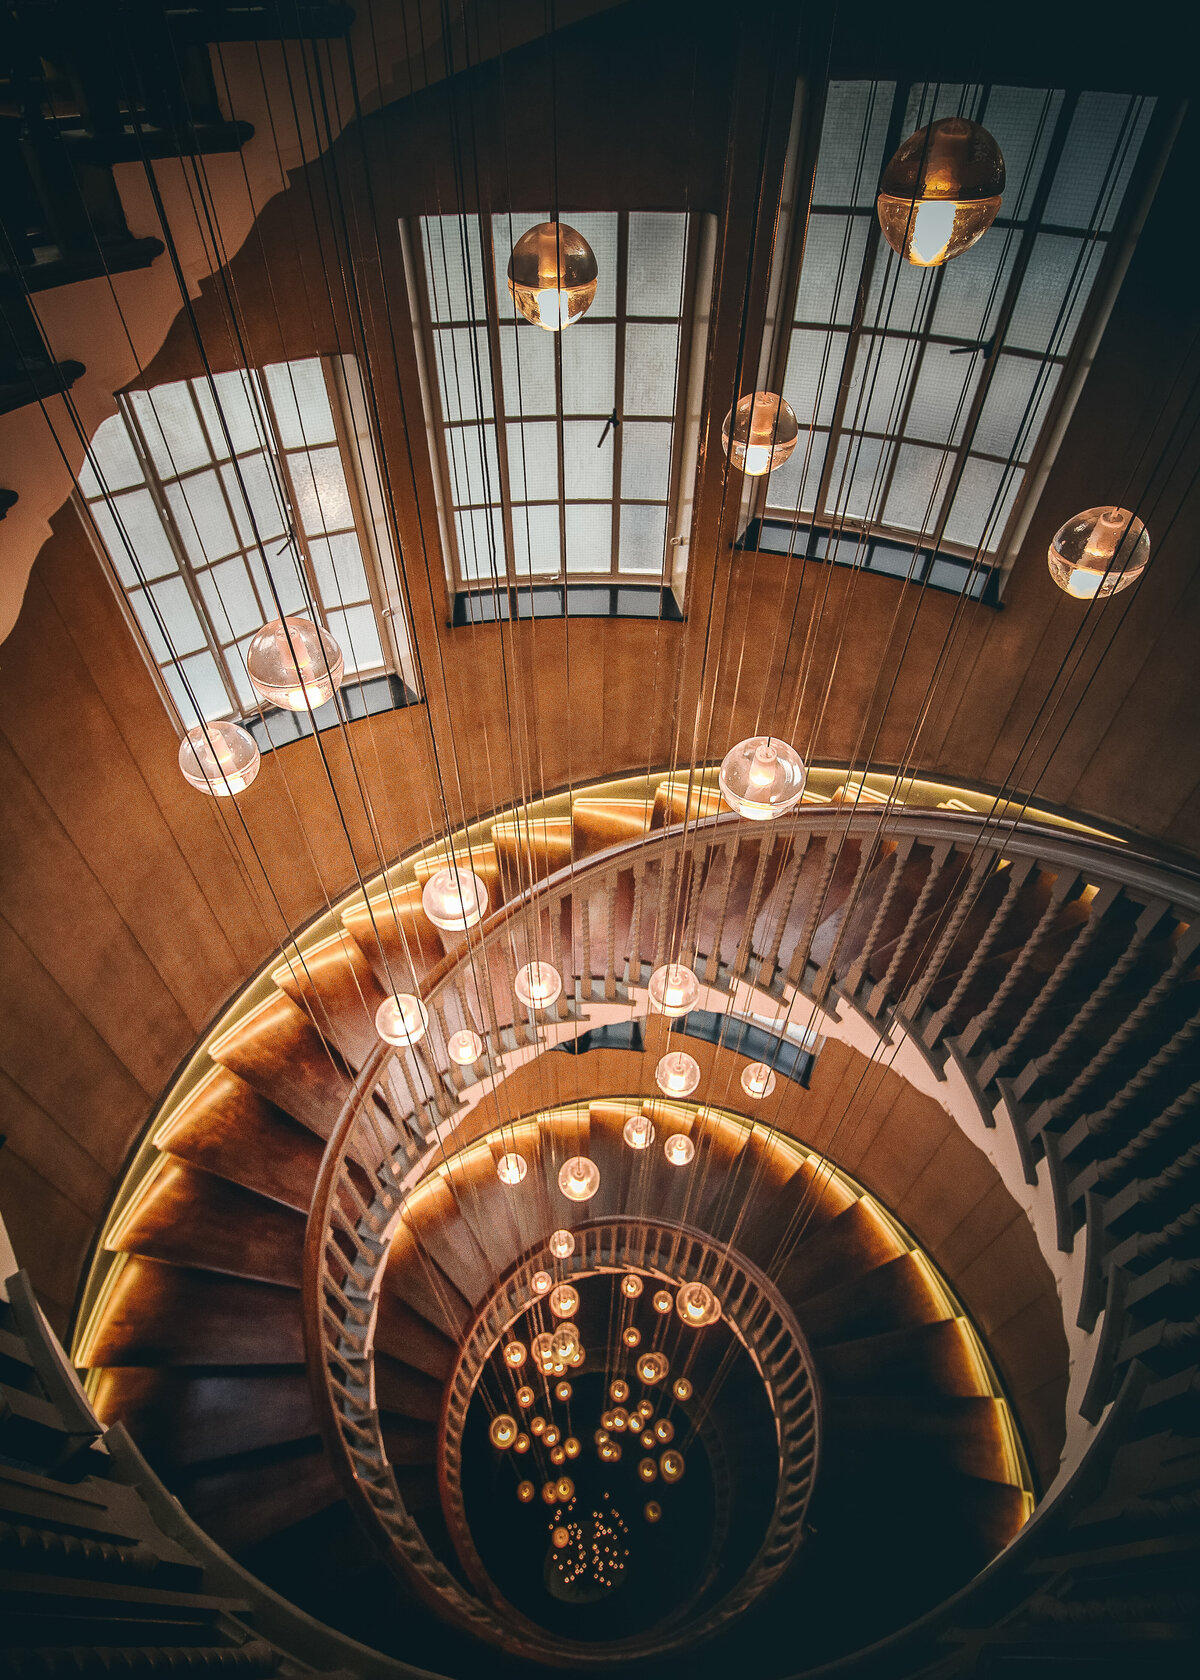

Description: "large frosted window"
80 357 410 726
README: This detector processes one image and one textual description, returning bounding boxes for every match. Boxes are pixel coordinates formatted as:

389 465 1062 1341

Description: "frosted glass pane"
845 335 923 436
627 213 688 316
783 328 847 429
564 420 613 499
826 434 889 522
167 472 240 564
446 424 501 507
932 234 1016 343
565 503 612 573
619 503 667 574
129 383 211 478
1043 92 1154 232
193 369 268 460
904 342 980 446
1006 235 1104 355
982 86 1063 221
512 504 561 575
221 452 287 545
266 359 336 449
433 327 494 422
230 640 258 709
621 421 672 501
308 532 370 607
197 558 263 640
883 443 953 533
500 323 556 417
902 83 969 136
866 244 935 335
814 81 896 208
972 356 1062 461
944 458 1023 553
327 603 384 674
794 214 870 326
763 427 829 516
132 575 207 660
507 421 559 501
624 323 679 417
248 548 307 618
289 447 354 535
561 322 615 415
492 210 548 322
89 489 178 585
564 212 618 317
456 507 507 581
81 414 144 497
424 214 488 323
164 651 231 727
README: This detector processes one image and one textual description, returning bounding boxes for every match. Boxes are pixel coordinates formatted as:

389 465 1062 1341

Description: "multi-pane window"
415 211 694 588
763 81 1157 579
80 356 410 726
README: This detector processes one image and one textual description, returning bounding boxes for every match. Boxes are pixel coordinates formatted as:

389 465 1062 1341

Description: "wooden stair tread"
774 1199 904 1306
105 1161 304 1289
271 932 386 1070
794 1254 947 1345
155 1070 325 1214
90 1368 316 1468
84 1259 302 1369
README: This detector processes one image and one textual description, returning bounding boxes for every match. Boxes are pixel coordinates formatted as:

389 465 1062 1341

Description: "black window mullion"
479 213 519 592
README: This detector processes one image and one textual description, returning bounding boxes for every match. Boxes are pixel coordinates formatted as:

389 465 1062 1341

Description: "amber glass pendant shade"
877 118 1005 267
507 221 598 331
246 615 343 711
178 721 260 796
1048 506 1150 599
719 735 807 820
722 392 799 476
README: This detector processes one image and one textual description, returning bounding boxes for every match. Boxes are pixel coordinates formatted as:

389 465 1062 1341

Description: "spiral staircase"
38 774 1200 1673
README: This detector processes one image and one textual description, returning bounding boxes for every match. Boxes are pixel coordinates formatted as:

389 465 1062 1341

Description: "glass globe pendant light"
676 1281 721 1327
507 221 598 331
655 1050 700 1098
447 1028 484 1066
664 1133 695 1167
514 961 562 1010
558 1156 601 1202
421 866 489 932
489 1413 518 1449
548 1229 576 1260
719 735 807 820
623 1112 655 1151
647 963 701 1018
722 392 799 476
178 720 260 797
374 992 428 1047
1048 506 1150 600
246 615 343 711
549 1282 579 1318
531 1269 552 1296
877 117 1005 267
496 1152 528 1185
741 1061 777 1099
638 1351 669 1385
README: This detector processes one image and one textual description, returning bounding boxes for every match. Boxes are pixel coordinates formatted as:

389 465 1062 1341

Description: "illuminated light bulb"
638 1456 658 1483
569 1345 585 1367
374 993 428 1048
551 1324 580 1362
514 1433 530 1454
641 1430 655 1450
446 1027 484 1066
246 616 343 711
548 1229 576 1260
420 866 488 933
636 1400 654 1423
719 735 807 820
647 963 702 1018
489 1413 517 1449
741 1060 777 1099
531 1270 552 1297
558 1156 601 1202
638 1351 669 1385
513 960 562 1010
1048 506 1150 600
673 1377 693 1402
555 1476 575 1502
541 1480 558 1505
877 117 1005 267
655 1051 701 1098
623 1326 641 1348
721 391 799 476
600 1413 615 1433
517 1385 535 1408
555 1380 573 1402
549 1282 579 1319
622 1274 644 1298
644 1500 662 1523
496 1152 528 1186
550 1444 566 1465
600 1441 621 1463
676 1281 721 1328
530 1415 547 1437
552 1524 570 1548
653 1288 673 1313
504 1341 527 1369
664 1132 696 1167
660 1449 685 1483
517 1480 535 1503
544 1425 561 1448
178 720 260 797
623 1112 656 1151
552 1360 566 1376
565 1436 580 1459
610 1379 630 1404
508 221 598 332
611 1408 630 1432
532 1332 555 1369
654 1418 675 1444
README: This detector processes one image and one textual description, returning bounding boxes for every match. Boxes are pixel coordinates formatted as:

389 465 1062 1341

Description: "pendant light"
741 1061 777 1099
676 1280 721 1327
722 392 799 476
496 1152 528 1185
655 1051 701 1098
877 117 1005 267
1048 506 1149 599
719 735 807 820
447 1028 484 1065
374 992 428 1047
647 963 701 1018
507 221 598 331
246 615 343 711
514 961 563 1010
622 1112 655 1150
421 865 489 932
178 720 260 796
558 1156 601 1201
664 1133 695 1166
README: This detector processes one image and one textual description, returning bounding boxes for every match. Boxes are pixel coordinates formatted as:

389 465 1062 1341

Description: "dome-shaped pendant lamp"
1048 506 1149 599
507 221 598 331
374 992 429 1048
877 118 1005 267
178 720 260 796
246 616 343 711
719 735 807 820
722 392 799 476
